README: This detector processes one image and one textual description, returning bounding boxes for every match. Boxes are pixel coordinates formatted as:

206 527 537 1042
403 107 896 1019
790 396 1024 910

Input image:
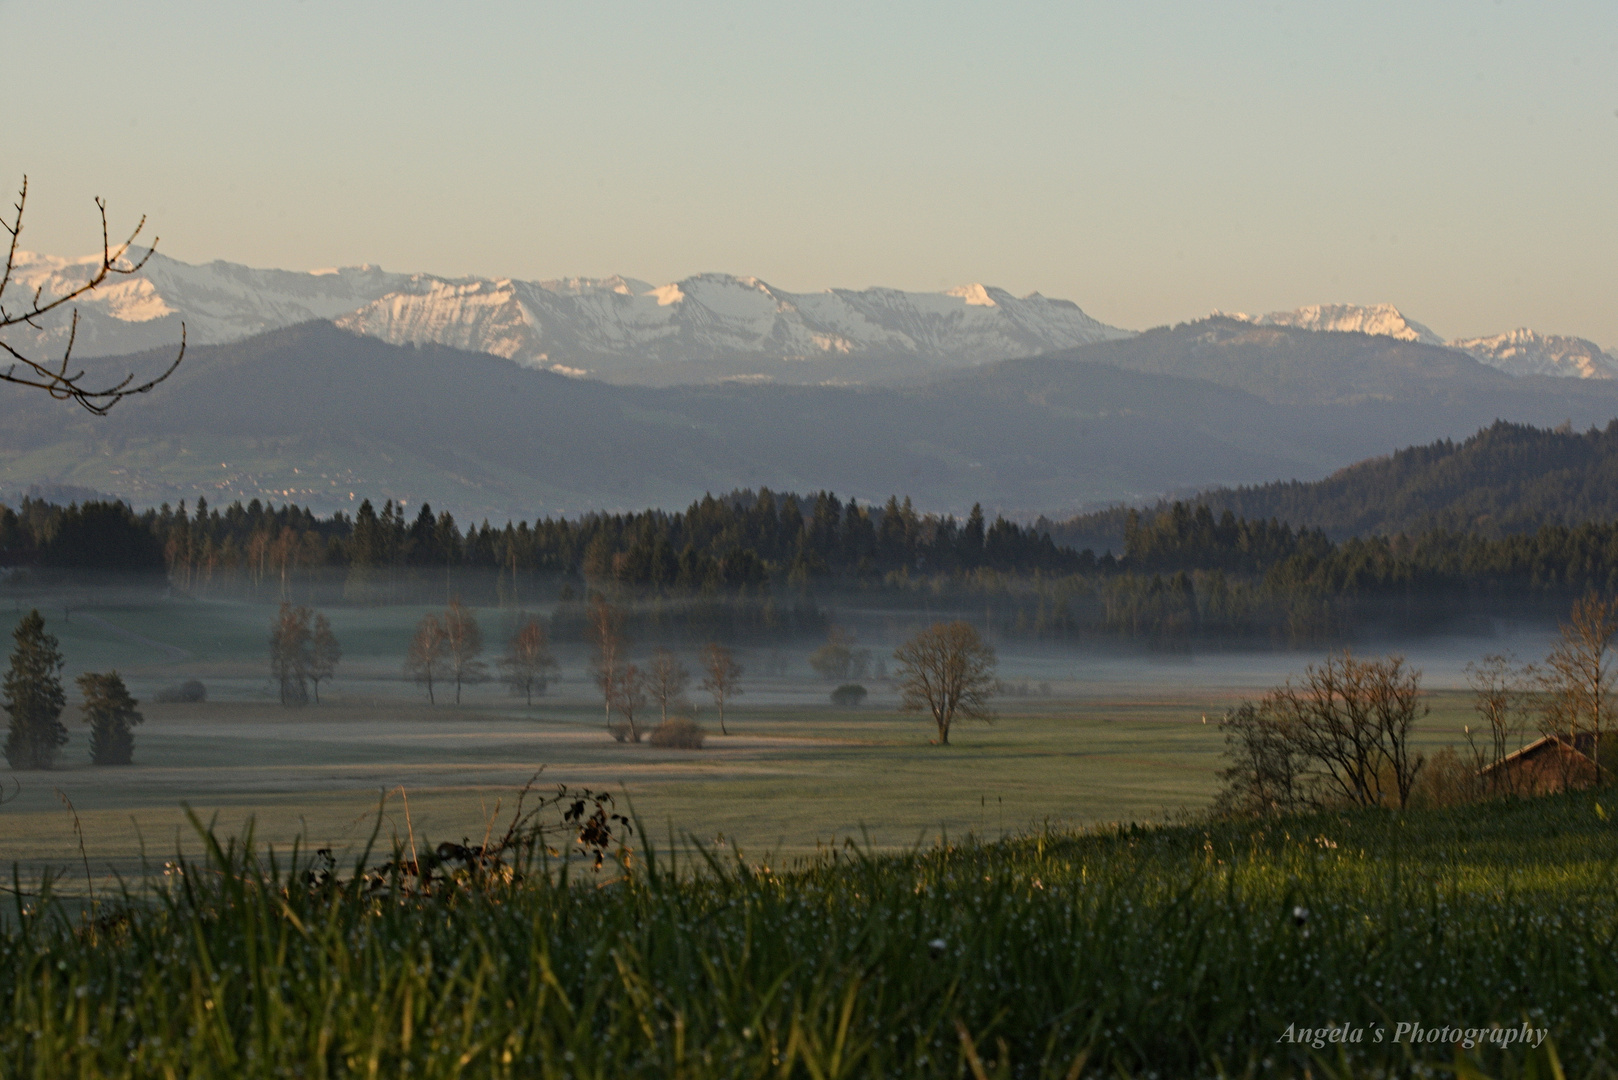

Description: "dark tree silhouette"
2 609 68 769
79 671 143 765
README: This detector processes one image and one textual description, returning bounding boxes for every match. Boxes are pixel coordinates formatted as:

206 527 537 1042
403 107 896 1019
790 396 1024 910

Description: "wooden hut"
1479 733 1600 795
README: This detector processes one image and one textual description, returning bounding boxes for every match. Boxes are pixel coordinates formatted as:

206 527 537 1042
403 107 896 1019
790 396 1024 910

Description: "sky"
3 1 1616 345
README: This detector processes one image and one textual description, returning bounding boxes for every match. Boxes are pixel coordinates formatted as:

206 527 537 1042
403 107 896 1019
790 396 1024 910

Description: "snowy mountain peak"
1220 303 1618 380
1450 328 1618 380
946 283 1000 307
1249 303 1446 346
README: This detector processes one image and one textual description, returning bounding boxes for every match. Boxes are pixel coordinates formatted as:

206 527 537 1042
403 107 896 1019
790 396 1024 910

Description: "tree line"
22 486 1618 645
0 490 1082 594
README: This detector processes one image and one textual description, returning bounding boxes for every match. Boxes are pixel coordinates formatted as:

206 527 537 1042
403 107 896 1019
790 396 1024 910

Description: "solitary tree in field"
611 663 648 743
893 621 997 746
269 603 312 706
646 647 691 724
501 615 558 706
1539 592 1618 780
405 612 450 704
1 176 185 413
2 609 68 769
699 642 743 735
442 599 486 704
308 613 341 704
79 671 143 766
585 597 626 734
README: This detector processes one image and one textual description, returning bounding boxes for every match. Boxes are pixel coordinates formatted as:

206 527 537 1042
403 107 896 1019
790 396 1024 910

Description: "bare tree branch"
0 175 185 415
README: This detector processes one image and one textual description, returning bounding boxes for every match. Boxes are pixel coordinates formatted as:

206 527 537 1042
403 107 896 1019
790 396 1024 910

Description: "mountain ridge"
10 250 1618 384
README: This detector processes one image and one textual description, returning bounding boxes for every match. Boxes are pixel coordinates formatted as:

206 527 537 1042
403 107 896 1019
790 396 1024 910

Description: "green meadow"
0 590 1595 1077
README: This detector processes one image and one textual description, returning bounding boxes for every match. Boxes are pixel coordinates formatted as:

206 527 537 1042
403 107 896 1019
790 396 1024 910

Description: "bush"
830 683 867 707
1406 746 1482 809
154 679 206 704
648 716 705 749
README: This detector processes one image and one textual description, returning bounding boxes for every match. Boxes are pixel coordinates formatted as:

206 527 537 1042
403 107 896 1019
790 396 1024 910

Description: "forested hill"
1046 420 1618 550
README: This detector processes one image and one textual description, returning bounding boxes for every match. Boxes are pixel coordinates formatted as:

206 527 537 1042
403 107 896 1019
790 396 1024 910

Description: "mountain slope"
1049 420 1618 551
0 323 1321 520
1039 316 1520 406
7 321 1618 523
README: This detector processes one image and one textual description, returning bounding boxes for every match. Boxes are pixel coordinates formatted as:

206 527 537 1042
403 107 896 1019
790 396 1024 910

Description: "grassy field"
3 789 1614 1077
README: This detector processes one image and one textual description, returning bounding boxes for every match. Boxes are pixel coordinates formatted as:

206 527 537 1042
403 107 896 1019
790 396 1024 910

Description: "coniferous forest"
9 433 1618 645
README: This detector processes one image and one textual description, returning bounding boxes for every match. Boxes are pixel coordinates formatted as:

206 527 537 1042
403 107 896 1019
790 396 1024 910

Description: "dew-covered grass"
3 790 1616 1078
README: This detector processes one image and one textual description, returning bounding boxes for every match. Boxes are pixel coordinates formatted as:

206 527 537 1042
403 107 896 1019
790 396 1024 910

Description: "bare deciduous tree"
442 598 486 704
405 612 449 705
1539 592 1618 780
1 176 184 414
1264 651 1427 809
308 613 341 705
893 621 997 746
610 663 647 743
269 603 312 707
501 615 558 707
646 647 691 724
1464 652 1534 794
585 596 626 734
699 642 743 736
1214 700 1309 816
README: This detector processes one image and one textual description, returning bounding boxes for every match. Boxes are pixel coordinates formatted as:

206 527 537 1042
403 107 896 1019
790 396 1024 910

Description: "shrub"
830 683 868 707
1407 747 1482 809
649 716 705 749
154 679 206 704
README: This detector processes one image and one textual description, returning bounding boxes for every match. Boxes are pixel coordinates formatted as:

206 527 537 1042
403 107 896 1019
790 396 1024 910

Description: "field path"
77 612 192 662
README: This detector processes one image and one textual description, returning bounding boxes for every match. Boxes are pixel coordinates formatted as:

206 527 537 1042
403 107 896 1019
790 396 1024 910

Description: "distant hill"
1048 420 1618 550
1041 316 1522 406
7 321 1618 522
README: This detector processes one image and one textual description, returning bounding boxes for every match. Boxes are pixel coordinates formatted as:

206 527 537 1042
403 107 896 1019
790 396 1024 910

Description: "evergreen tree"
79 671 143 765
3 610 68 769
960 503 986 567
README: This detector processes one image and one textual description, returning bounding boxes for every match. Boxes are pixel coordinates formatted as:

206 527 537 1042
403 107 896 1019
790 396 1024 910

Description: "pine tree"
79 671 143 765
3 610 68 769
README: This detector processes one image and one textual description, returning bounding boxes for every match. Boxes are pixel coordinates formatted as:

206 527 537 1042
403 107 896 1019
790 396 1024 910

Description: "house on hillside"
1479 733 1600 795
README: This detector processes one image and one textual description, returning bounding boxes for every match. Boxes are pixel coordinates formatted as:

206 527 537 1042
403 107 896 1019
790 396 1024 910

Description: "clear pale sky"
3 1 1615 344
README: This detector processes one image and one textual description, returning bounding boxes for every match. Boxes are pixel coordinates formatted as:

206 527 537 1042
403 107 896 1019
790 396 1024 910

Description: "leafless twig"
0 175 185 415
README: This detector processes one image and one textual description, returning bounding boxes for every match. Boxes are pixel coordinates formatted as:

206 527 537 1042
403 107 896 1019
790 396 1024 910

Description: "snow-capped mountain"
3 251 1129 384
5 250 409 358
1447 329 1618 380
1223 303 1446 346
1229 303 1618 380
